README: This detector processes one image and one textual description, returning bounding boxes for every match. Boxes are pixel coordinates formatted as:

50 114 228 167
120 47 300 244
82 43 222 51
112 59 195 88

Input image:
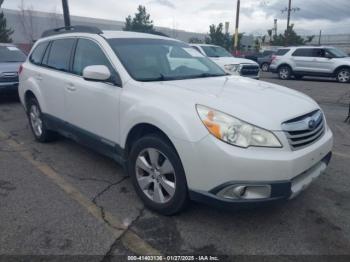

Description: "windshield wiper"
139 74 176 82
191 73 226 79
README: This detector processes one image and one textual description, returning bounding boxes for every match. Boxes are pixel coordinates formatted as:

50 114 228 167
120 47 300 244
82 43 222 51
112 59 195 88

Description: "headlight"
196 105 282 148
224 64 241 73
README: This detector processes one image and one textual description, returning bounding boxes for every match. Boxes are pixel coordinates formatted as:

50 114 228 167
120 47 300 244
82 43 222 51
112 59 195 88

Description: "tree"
123 5 168 37
18 0 37 43
205 23 226 48
0 0 14 43
124 5 154 33
271 24 314 46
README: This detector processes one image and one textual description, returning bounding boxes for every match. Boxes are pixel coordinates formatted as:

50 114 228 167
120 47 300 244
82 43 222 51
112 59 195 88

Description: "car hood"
154 76 319 131
0 62 22 73
210 57 259 66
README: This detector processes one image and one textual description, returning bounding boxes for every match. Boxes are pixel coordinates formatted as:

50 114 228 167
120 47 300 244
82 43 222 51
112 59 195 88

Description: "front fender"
120 102 208 148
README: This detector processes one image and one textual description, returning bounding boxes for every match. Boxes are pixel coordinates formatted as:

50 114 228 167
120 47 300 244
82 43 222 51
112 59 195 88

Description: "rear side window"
72 39 113 76
292 48 314 57
276 49 290 56
29 42 49 65
46 39 75 72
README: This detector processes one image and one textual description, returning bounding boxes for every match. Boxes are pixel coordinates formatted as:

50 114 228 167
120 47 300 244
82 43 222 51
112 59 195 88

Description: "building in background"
3 8 206 52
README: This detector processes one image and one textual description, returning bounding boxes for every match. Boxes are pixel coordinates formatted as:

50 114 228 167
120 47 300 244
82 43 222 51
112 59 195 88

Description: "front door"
64 38 121 145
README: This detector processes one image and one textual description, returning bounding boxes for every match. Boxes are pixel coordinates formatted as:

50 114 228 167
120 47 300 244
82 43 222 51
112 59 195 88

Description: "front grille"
282 110 325 150
0 72 18 83
240 64 260 76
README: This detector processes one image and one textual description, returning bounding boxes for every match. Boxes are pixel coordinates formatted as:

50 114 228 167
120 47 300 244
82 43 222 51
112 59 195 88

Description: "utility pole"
233 0 240 55
281 0 300 46
62 0 71 28
286 0 292 46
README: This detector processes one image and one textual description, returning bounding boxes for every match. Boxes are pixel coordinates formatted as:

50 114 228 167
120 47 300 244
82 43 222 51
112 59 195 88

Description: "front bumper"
189 152 332 208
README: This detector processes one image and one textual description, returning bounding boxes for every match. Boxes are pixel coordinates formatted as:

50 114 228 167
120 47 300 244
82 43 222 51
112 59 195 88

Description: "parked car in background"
190 44 260 79
20 27 333 215
270 46 350 83
245 50 276 72
0 43 27 94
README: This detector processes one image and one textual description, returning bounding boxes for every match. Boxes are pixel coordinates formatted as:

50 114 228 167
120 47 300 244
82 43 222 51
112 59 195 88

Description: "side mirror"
83 65 111 82
325 53 333 59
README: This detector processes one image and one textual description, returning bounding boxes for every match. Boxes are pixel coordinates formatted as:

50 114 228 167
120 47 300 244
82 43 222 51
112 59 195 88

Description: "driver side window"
73 38 114 76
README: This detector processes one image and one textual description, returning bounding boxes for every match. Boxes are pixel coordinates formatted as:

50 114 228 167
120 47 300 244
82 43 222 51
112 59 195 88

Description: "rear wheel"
27 97 57 142
128 134 188 215
278 66 292 80
336 68 350 83
261 63 269 72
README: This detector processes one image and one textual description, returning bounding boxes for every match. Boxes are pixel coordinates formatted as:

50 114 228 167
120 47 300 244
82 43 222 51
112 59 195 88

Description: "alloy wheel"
337 69 350 83
262 63 269 72
29 105 43 137
135 148 176 204
279 67 290 80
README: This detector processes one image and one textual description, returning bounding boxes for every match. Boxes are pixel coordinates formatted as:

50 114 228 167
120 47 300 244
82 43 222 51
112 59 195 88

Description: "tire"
261 63 269 72
294 75 303 80
128 134 188 215
278 66 292 80
27 97 57 142
336 68 350 83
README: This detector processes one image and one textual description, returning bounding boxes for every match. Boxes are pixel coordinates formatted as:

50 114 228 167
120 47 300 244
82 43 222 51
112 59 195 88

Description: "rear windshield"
276 49 290 56
0 46 26 62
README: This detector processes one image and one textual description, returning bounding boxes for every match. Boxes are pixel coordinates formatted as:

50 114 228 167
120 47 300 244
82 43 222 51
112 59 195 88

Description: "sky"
2 0 350 36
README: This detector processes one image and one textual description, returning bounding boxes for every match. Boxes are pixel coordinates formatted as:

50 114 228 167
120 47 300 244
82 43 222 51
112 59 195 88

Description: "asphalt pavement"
0 72 350 260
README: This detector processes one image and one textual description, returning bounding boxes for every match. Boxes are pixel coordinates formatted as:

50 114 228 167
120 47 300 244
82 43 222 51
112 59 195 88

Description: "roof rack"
41 25 103 38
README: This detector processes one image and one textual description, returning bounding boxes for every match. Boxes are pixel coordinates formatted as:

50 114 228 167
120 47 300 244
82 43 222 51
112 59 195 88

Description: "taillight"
18 64 23 75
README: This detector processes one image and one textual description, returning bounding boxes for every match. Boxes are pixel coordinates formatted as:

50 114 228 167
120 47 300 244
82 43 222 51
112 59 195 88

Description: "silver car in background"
0 43 27 94
270 46 350 83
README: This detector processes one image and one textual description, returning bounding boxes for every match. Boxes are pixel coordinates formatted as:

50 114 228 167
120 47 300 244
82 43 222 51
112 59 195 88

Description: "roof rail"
41 25 103 38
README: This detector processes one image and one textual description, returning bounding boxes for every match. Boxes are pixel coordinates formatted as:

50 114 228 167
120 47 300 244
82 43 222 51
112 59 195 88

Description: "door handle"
36 74 43 81
66 83 76 91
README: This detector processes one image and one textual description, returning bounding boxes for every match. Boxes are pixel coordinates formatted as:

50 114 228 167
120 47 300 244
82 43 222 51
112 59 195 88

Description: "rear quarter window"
29 42 49 65
276 49 290 56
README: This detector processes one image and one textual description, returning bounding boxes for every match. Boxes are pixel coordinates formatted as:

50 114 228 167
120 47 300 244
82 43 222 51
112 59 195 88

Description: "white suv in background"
270 46 350 83
190 44 260 79
19 26 333 215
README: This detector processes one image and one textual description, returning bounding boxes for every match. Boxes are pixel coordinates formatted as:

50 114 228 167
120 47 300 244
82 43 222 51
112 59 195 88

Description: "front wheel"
128 134 188 215
336 68 350 83
278 66 292 80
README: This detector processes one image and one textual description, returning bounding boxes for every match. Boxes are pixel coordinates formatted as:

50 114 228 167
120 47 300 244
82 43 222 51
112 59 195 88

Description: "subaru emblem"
308 119 316 129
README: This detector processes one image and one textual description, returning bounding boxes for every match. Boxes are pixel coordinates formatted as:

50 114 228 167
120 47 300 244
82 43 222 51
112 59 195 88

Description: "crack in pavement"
92 176 130 232
101 206 146 262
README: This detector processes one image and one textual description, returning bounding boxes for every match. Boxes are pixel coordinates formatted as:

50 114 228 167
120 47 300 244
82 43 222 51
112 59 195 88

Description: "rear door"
40 38 76 120
64 38 121 144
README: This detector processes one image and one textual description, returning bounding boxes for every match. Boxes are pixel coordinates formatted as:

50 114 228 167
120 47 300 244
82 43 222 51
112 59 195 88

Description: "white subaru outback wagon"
19 26 333 215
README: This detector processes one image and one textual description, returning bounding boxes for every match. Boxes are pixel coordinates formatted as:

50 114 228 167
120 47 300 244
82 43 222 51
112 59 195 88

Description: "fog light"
217 185 271 200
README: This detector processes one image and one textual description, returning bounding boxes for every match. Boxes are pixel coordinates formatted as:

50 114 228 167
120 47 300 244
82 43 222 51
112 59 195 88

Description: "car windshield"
108 38 226 82
326 48 348 58
0 46 26 62
201 45 233 58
